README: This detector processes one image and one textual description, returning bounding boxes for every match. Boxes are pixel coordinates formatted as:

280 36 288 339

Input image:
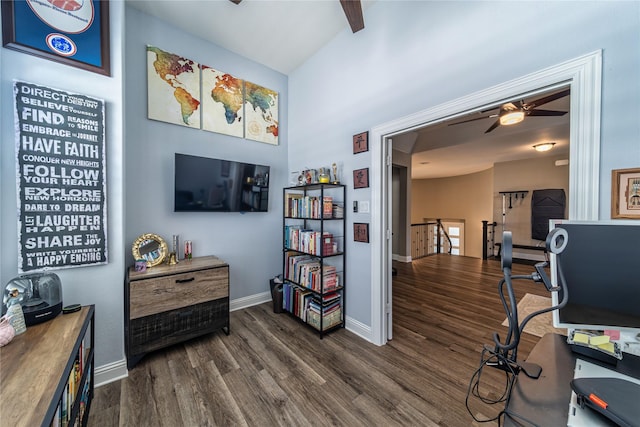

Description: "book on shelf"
286 193 339 219
322 233 334 256
323 196 333 218
286 228 334 256
282 282 314 321
322 265 339 291
285 193 303 217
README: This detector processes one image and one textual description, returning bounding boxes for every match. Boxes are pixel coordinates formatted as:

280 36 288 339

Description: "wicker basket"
307 308 342 331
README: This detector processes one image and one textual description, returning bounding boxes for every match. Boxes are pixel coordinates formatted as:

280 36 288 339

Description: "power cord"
467 228 570 425
465 345 541 427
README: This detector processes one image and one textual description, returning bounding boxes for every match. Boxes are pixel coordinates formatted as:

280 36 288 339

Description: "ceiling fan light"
499 110 525 125
533 142 556 152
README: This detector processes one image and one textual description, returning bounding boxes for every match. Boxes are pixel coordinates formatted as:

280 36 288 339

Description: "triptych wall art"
147 45 279 145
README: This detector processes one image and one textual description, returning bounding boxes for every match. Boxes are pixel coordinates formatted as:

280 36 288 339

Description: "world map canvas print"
201 65 244 138
244 80 279 145
147 46 201 129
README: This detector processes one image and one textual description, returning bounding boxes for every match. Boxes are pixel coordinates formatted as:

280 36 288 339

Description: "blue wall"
289 1 640 329
124 7 288 302
0 1 125 370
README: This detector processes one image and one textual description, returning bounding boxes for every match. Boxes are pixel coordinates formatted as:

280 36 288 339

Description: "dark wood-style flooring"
89 255 549 426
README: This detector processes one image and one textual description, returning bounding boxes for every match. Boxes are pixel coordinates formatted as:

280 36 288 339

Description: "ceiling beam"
340 0 365 33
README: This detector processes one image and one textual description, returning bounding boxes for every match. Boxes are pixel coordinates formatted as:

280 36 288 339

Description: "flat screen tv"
549 220 640 354
174 153 270 212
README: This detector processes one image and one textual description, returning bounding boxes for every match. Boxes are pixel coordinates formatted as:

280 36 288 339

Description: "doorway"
371 51 602 346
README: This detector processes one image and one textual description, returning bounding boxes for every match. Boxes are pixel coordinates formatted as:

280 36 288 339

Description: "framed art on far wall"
354 223 369 243
353 167 369 189
353 131 368 154
611 167 640 219
1 0 111 76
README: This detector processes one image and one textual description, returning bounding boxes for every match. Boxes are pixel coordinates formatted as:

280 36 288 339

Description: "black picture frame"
353 131 368 154
354 223 369 243
2 0 111 76
353 167 369 189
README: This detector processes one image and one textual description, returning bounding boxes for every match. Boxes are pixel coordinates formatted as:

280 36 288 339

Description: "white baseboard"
345 315 373 343
230 291 271 311
95 359 128 387
95 291 374 385
392 254 411 263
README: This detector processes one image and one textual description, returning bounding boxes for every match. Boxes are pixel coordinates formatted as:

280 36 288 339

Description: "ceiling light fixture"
499 109 525 126
533 142 556 152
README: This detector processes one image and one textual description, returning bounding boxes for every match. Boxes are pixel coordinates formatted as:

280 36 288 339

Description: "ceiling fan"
450 88 570 134
229 0 364 33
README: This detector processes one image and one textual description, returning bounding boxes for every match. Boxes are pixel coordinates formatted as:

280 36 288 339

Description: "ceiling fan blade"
448 115 496 126
485 119 501 133
526 89 570 109
527 109 568 117
229 0 242 4
340 0 365 33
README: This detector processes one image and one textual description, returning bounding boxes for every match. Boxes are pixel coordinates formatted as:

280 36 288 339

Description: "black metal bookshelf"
282 183 346 337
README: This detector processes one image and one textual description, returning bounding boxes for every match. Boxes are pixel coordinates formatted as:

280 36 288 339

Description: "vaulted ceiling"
127 0 375 75
127 1 569 179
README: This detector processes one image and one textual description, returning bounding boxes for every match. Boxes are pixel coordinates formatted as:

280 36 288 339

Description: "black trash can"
270 278 283 313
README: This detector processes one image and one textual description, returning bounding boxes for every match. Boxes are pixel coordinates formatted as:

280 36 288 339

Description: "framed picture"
353 167 369 189
611 167 640 219
354 223 369 243
1 0 111 76
353 131 368 154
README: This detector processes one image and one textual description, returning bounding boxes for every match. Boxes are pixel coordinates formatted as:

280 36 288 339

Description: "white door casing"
370 51 602 345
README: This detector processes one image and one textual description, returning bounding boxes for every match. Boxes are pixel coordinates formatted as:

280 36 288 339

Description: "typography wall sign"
14 81 108 273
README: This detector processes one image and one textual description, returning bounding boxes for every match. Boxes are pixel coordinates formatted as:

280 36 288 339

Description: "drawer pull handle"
176 277 195 284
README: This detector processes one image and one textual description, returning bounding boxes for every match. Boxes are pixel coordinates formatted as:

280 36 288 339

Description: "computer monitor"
549 220 640 355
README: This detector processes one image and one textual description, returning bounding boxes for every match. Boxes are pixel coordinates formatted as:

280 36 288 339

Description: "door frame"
370 50 602 345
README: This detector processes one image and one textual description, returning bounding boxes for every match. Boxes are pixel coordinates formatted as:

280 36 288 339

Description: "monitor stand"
570 343 619 366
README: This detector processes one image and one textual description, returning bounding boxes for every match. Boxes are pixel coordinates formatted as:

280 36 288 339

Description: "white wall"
124 7 289 301
289 1 640 335
0 2 125 369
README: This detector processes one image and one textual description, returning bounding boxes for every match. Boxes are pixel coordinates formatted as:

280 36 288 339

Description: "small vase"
6 303 27 335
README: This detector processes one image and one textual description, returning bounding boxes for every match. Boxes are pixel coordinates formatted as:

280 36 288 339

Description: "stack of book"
307 292 342 331
332 203 344 219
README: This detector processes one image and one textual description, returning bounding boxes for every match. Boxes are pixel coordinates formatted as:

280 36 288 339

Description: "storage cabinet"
282 183 345 337
125 255 229 369
0 305 95 427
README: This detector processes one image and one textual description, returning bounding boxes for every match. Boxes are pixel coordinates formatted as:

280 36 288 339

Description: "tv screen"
174 153 270 212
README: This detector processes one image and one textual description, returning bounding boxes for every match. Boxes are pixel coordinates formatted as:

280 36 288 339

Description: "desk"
505 333 640 426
